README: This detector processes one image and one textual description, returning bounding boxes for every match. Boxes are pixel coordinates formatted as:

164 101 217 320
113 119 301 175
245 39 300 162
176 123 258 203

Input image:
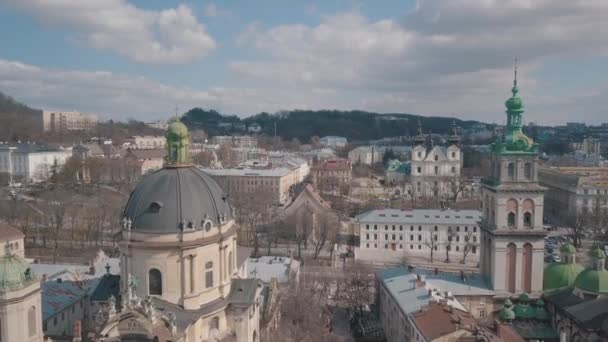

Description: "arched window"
434 166 439 175
508 212 516 227
210 316 219 330
205 262 214 288
507 199 518 228
28 305 37 336
523 199 534 229
506 243 516 293
522 243 533 293
253 330 258 342
149 269 162 295
507 163 515 180
524 163 532 179
523 212 532 228
434 155 439 161
228 251 233 275
451 166 456 174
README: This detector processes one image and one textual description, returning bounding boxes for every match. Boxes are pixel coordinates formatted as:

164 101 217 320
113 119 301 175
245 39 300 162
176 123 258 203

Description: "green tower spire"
165 119 191 167
492 58 538 155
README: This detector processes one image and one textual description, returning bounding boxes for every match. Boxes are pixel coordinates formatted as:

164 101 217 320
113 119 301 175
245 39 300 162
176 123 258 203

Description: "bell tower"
479 62 547 296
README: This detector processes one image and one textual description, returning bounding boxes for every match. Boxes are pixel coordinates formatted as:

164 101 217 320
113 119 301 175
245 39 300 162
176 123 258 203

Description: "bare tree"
460 231 475 264
562 210 589 248
339 262 374 316
447 176 470 204
443 227 456 263
312 213 338 259
424 231 440 263
270 277 338 342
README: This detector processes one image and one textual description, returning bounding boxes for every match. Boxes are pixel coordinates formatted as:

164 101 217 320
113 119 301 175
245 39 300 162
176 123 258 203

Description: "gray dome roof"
124 167 233 233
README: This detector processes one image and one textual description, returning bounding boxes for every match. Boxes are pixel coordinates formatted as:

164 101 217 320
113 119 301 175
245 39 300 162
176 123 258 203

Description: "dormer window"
149 201 163 213
434 155 438 161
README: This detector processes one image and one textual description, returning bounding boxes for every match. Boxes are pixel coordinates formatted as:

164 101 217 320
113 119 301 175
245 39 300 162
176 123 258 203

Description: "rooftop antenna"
174 106 179 121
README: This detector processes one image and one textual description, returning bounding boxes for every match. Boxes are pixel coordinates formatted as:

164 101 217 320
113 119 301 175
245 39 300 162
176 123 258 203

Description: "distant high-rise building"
42 110 98 132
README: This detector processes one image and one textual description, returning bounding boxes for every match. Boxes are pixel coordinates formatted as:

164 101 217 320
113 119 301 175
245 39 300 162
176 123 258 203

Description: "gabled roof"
411 301 477 340
126 148 166 160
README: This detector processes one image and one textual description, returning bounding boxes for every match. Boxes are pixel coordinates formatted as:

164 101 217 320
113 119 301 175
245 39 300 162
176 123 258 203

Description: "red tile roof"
412 302 478 340
313 158 351 171
0 223 24 242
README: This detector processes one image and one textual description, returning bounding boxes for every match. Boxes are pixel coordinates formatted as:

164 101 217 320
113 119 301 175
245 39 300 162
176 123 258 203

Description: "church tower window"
524 162 532 179
149 269 163 295
508 212 516 227
507 163 515 180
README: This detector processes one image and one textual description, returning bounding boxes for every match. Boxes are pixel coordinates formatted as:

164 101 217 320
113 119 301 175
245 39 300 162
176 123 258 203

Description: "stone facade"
479 70 547 297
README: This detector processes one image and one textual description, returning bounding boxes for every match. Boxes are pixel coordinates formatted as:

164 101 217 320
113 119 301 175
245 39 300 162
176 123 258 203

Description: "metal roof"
245 256 300 284
376 267 494 316
356 209 481 225
124 167 233 233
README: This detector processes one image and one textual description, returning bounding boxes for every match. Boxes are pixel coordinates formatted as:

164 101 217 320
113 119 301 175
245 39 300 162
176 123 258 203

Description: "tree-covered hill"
182 108 485 142
0 91 42 141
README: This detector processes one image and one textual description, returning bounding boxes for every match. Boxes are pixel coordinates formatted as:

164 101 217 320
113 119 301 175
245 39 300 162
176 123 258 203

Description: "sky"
0 0 607 125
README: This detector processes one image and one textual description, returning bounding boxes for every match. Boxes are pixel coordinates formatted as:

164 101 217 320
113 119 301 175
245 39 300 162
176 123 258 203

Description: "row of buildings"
373 69 608 342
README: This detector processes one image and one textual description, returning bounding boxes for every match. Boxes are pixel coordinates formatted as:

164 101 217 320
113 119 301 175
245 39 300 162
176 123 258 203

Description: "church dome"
167 120 189 137
543 263 585 291
505 92 523 112
0 250 35 291
573 248 608 295
123 167 233 233
560 243 577 255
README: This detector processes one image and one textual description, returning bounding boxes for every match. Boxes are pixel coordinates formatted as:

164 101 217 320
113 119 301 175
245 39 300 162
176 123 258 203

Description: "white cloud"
6 0 216 64
230 1 608 123
0 59 347 120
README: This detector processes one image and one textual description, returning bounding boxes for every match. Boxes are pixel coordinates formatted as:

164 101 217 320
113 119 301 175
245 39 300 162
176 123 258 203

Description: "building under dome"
0 242 44 342
94 120 262 342
544 246 608 341
543 243 585 291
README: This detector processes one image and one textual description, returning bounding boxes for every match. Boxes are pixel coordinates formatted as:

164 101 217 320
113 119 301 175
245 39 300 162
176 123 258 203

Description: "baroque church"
410 120 462 199
94 120 262 341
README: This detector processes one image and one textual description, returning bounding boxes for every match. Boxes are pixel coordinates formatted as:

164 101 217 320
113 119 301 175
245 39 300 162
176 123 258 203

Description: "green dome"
574 268 608 295
0 253 35 291
499 307 515 321
505 94 523 112
543 262 585 291
514 303 535 320
589 247 606 260
560 243 577 255
167 120 189 137
513 294 535 320
518 293 530 303
503 299 513 307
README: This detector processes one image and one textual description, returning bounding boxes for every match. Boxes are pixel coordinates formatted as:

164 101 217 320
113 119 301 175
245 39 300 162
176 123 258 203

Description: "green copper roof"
574 268 608 295
499 307 515 321
0 251 35 291
385 159 411 175
518 293 530 303
559 243 577 255
543 262 585 291
165 120 191 166
589 247 606 260
492 65 538 155
514 302 535 320
534 299 550 321
503 299 513 307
